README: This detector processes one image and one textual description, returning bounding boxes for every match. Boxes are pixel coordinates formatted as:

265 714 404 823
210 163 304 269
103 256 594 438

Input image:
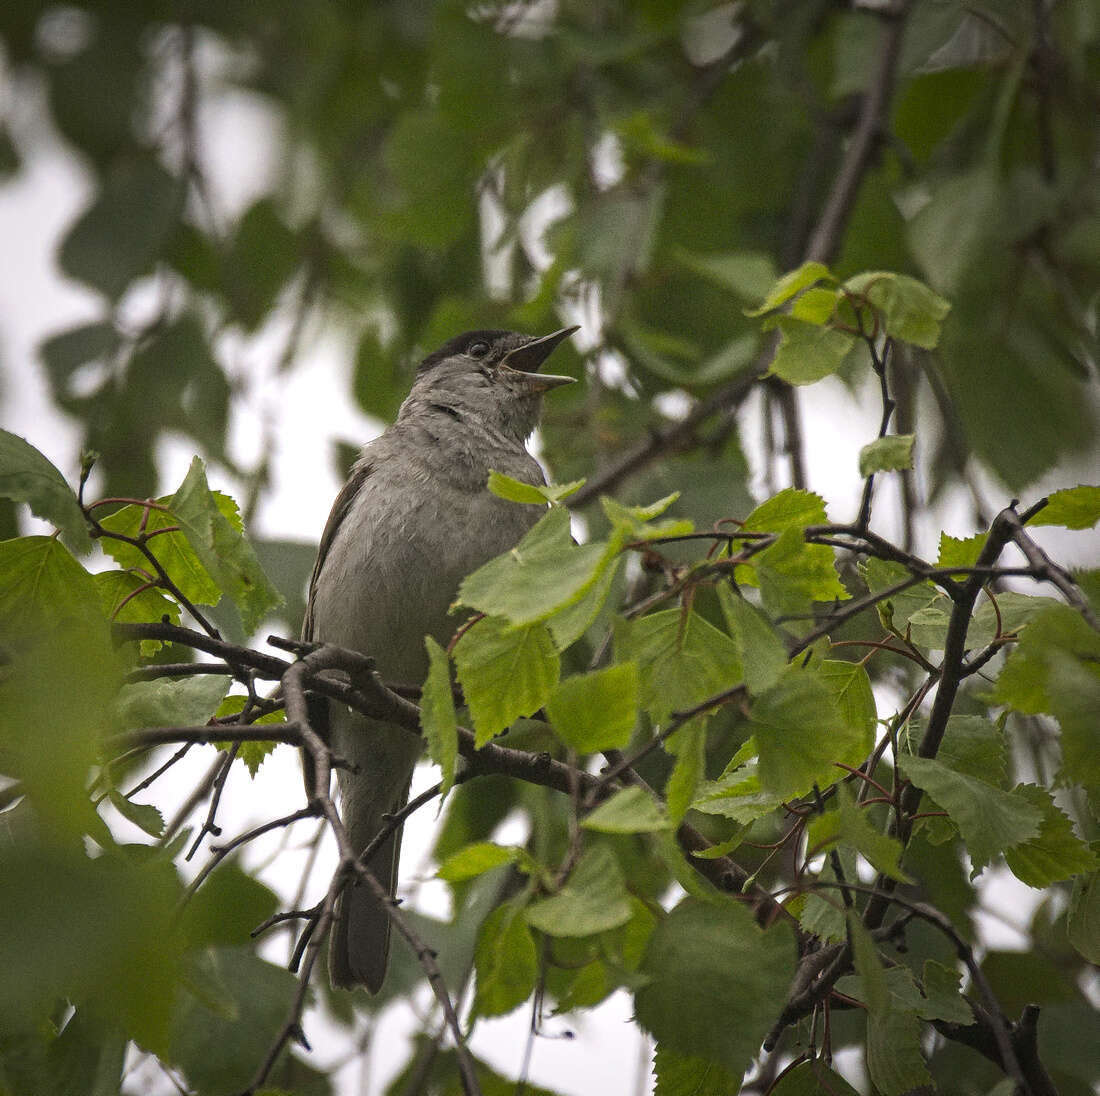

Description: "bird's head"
403 327 579 442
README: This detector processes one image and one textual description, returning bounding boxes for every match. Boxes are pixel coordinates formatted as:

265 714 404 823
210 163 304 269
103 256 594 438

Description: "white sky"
2 60 1097 1096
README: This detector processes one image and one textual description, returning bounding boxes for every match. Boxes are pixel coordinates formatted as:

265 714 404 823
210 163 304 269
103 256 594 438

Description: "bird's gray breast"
308 430 544 686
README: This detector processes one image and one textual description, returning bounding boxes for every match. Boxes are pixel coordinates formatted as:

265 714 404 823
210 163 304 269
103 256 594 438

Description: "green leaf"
1029 484 1100 530
675 248 778 302
99 502 222 610
652 1043 740 1096
614 609 742 726
750 667 868 801
487 471 584 505
227 197 299 330
0 840 184 1053
180 863 278 951
1039 652 1100 788
457 506 611 625
665 719 707 826
742 488 829 531
453 616 560 746
789 285 841 324
737 489 849 613
472 902 538 1018
168 458 283 633
525 845 633 937
583 786 671 834
807 785 909 882
866 1006 933 1095
168 948 298 1094
0 431 91 553
58 155 180 300
1003 784 1099 887
906 167 999 294
0 536 106 635
797 853 850 944
1067 871 1100 963
898 754 1043 874
908 591 1059 651
437 842 525 883
547 663 638 752
768 1060 861 1096
547 556 621 651
860 557 937 630
210 695 283 776
716 585 787 695
843 271 951 349
112 675 231 731
691 758 787 825
936 531 987 569
995 604 1100 715
849 911 888 1014
937 715 1006 784
600 491 685 533
0 611 119 838
422 637 458 798
746 260 833 316
818 659 877 751
381 109 478 247
918 960 973 1025
635 898 796 1075
94 570 180 653
107 789 165 837
858 434 915 477
768 317 858 385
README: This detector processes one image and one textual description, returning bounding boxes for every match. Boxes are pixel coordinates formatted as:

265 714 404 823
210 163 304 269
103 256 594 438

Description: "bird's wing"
301 458 372 642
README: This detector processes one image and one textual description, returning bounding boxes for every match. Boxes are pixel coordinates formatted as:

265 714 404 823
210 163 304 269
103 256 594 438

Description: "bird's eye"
468 341 490 359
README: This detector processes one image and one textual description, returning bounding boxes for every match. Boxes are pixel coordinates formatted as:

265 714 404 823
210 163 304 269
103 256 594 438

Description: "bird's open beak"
500 326 579 390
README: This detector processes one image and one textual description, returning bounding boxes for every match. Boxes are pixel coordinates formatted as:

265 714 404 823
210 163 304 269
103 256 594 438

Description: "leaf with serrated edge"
1067 871 1100 963
652 1043 739 1096
0 430 92 553
751 668 866 801
437 842 524 883
1004 784 1099 887
421 637 458 798
614 608 742 726
859 434 915 477
487 470 584 505
453 616 559 746
458 505 611 625
745 260 833 316
1028 484 1100 530
169 458 283 633
717 585 787 695
525 845 632 937
898 754 1043 875
113 675 231 731
769 317 858 385
547 662 638 752
472 902 538 1018
636 898 795 1075
583 786 672 833
844 271 950 349
867 1007 932 1095
918 960 973 1025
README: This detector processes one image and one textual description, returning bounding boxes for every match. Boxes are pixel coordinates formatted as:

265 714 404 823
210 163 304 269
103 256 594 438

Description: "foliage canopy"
1 1 1099 1094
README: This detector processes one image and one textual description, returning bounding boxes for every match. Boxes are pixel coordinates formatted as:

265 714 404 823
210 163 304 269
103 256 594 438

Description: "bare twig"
186 742 238 860
855 338 896 531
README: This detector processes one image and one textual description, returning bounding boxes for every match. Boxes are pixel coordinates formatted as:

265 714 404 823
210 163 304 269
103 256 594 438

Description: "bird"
303 326 578 991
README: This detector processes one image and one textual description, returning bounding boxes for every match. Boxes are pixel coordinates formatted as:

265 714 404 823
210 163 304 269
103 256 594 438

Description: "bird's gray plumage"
303 327 577 991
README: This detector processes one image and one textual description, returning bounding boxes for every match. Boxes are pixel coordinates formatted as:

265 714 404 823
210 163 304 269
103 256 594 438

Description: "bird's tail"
330 806 404 992
328 710 421 992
